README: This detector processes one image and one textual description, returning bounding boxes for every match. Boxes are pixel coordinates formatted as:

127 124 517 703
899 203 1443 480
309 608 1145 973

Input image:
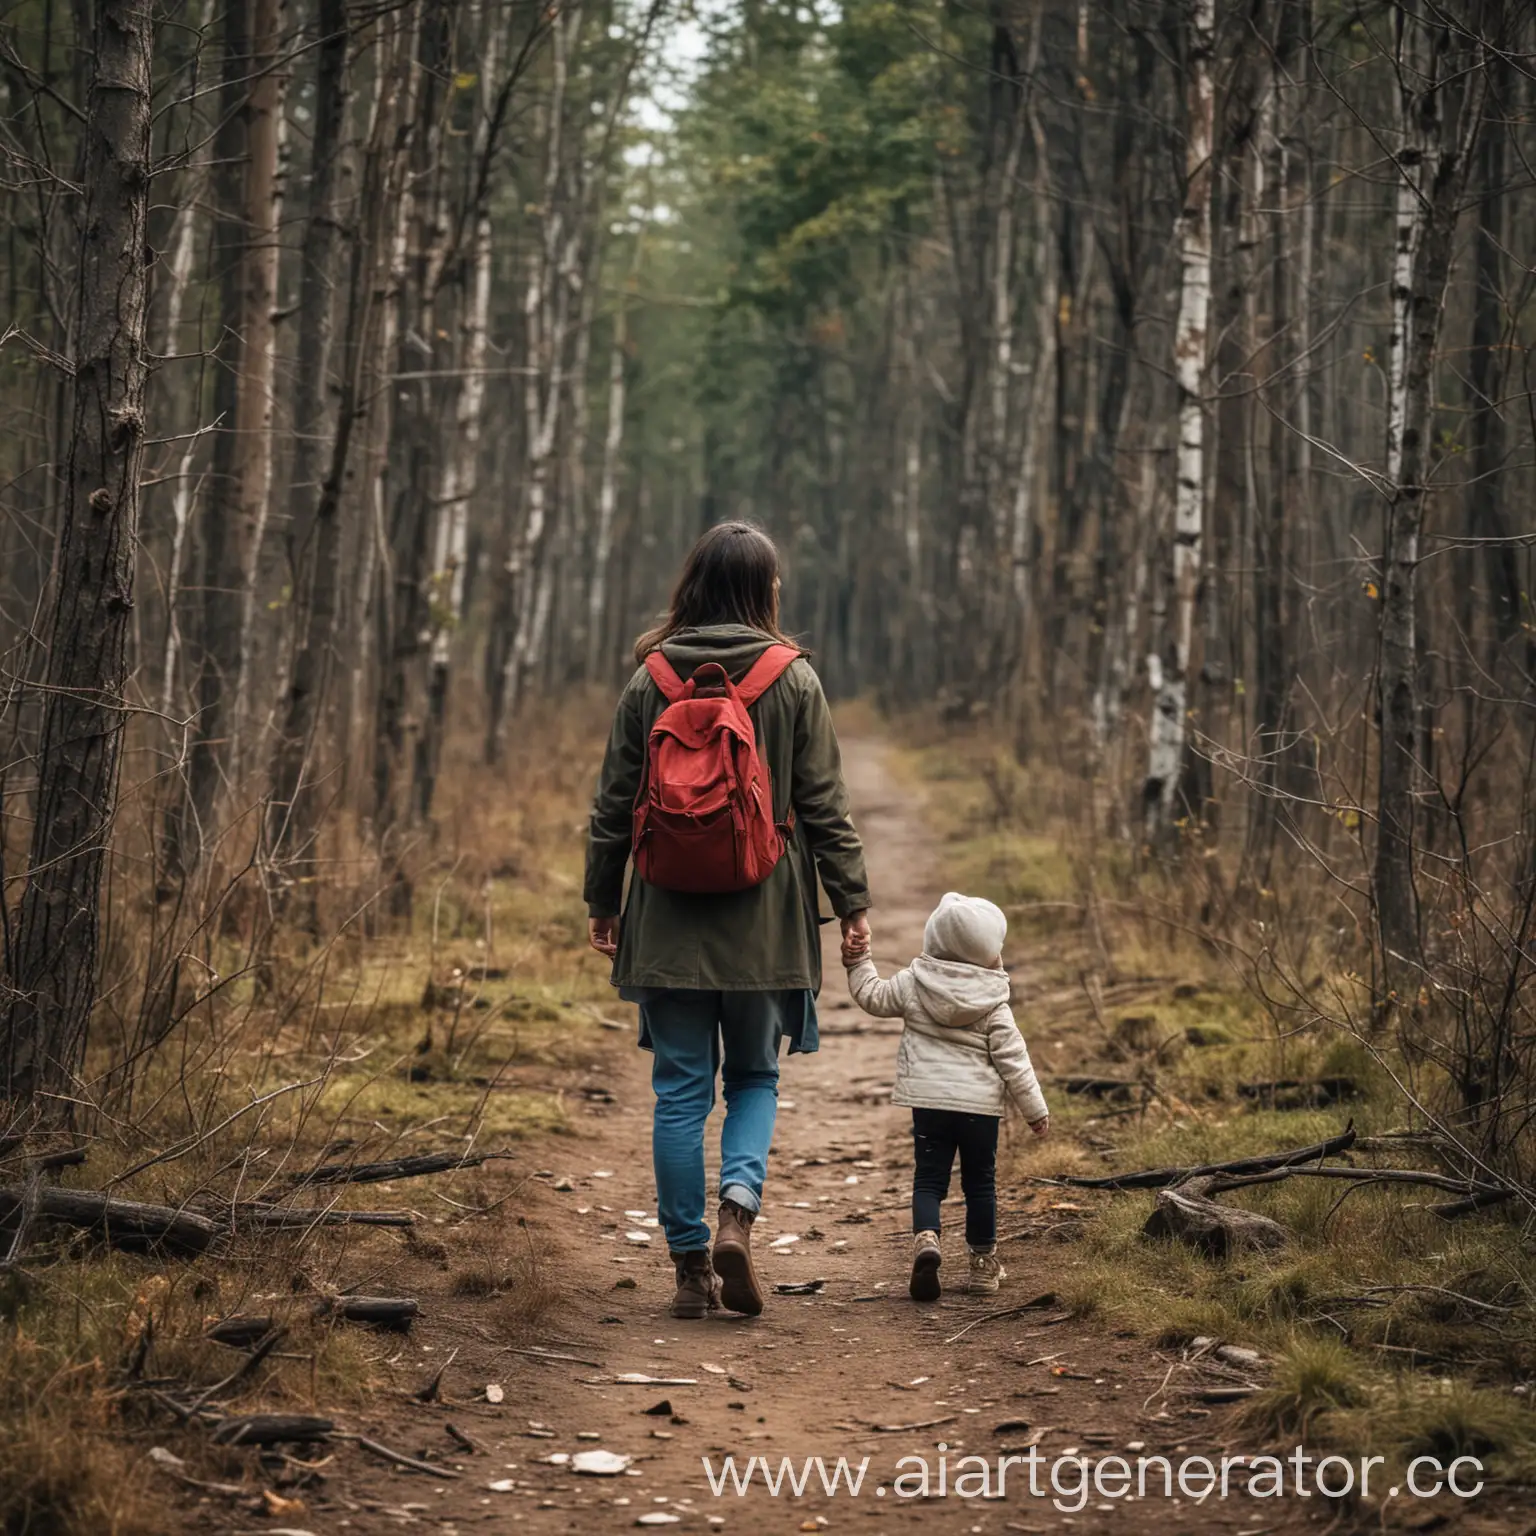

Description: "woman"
585 522 872 1320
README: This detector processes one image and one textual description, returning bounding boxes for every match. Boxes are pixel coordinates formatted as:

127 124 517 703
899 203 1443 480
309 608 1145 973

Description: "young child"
843 892 1049 1301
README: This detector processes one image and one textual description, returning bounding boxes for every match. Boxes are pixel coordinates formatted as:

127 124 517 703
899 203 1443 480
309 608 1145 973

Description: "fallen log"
285 1148 513 1189
1143 1180 1288 1258
1046 1123 1357 1191
1057 1076 1142 1102
1238 1077 1359 1108
210 1413 334 1446
314 1295 419 1331
1205 1165 1500 1198
205 1315 277 1349
0 1186 222 1256
1430 1187 1519 1220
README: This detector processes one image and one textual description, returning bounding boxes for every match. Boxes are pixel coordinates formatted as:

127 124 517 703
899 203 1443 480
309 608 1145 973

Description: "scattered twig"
944 1292 1059 1343
333 1431 461 1477
413 1345 460 1402
284 1147 514 1189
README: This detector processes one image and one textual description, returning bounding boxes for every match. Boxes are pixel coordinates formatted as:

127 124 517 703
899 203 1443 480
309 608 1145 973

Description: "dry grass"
1 698 621 1533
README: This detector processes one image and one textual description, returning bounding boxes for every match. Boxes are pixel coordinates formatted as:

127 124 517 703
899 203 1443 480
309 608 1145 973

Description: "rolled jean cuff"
720 1182 761 1214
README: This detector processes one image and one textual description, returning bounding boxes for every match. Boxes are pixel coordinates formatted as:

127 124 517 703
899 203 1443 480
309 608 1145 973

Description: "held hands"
588 916 619 959
840 909 872 967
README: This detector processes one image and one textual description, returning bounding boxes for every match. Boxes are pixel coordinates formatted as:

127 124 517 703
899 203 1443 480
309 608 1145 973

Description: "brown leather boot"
712 1199 765 1316
670 1249 719 1320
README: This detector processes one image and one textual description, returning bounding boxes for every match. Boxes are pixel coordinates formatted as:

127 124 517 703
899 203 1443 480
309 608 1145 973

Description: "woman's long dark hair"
633 521 801 663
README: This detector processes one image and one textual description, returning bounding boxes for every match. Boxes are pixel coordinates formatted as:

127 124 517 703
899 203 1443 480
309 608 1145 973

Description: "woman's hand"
840 910 871 966
1029 1114 1050 1138
589 916 620 959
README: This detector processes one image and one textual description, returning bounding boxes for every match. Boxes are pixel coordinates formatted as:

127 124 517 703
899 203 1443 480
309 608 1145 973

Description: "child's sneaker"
909 1230 942 1302
967 1245 1004 1294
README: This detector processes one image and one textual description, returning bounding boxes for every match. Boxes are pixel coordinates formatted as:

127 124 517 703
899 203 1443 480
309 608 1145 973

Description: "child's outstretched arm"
844 956 911 1020
987 1007 1050 1128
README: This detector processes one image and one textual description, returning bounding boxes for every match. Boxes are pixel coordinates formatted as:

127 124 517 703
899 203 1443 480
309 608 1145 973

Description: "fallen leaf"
635 1516 681 1527
769 1234 800 1249
625 1231 653 1244
700 1363 727 1374
488 1479 516 1493
263 1491 307 1517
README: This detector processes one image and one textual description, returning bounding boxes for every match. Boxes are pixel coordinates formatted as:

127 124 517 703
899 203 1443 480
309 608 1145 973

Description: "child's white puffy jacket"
845 955 1049 1123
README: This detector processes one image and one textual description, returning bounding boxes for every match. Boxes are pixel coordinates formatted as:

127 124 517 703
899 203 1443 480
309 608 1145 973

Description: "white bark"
233 0 289 760
430 6 504 674
496 2 581 731
157 145 208 718
1386 1 1430 486
585 268 632 679
1146 0 1215 839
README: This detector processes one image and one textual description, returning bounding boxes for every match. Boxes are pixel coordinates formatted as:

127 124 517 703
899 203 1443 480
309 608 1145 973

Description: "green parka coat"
584 625 871 998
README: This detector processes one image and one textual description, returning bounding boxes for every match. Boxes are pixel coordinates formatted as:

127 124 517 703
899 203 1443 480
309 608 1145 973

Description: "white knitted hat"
922 891 1007 968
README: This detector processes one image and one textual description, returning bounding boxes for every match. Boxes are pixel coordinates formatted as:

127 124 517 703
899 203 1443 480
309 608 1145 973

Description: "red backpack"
631 644 801 894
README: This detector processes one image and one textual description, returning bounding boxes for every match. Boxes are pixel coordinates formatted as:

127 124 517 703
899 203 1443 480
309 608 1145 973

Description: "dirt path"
293 736 1330 1536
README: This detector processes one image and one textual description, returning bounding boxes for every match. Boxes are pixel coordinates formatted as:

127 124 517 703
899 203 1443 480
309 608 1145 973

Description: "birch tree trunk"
2 0 153 1112
1374 17 1486 991
1248 0 1301 879
488 1 581 756
585 253 634 680
1145 0 1215 842
155 143 208 719
266 0 352 880
174 0 286 878
1465 49 1517 662
418 0 507 818
233 0 288 753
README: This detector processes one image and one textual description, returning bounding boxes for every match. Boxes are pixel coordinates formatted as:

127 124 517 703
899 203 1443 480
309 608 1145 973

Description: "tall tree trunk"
419 0 508 817
488 1 581 755
1374 13 1488 994
1248 0 1302 880
1465 50 1517 662
3 0 152 1114
585 246 636 681
266 0 351 884
173 0 286 879
233 0 287 750
1145 0 1216 842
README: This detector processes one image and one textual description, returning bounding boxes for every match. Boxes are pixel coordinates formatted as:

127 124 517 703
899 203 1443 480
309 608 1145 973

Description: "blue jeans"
638 990 801 1253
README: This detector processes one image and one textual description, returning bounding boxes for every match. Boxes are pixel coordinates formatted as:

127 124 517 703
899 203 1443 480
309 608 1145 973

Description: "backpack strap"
644 650 688 704
736 644 802 708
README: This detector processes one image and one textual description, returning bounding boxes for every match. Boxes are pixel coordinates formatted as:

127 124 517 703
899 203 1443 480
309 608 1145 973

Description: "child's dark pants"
910 1108 999 1247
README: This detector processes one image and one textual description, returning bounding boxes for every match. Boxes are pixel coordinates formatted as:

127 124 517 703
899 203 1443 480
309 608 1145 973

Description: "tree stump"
1141 1178 1287 1258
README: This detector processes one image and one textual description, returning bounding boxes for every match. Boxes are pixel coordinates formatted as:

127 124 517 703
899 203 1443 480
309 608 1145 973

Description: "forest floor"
162 733 1531 1536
